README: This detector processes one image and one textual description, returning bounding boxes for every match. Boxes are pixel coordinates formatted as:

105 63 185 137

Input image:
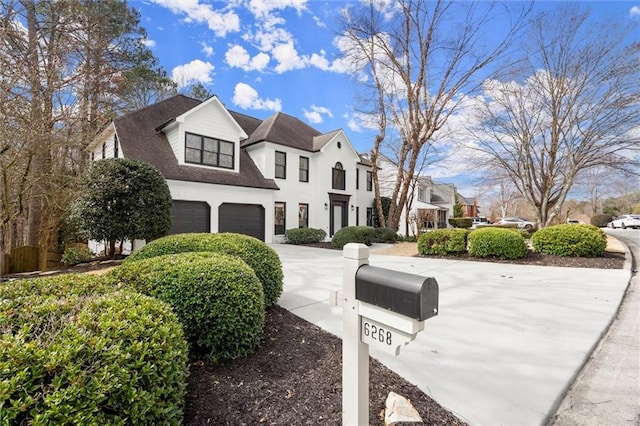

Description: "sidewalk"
272 243 632 425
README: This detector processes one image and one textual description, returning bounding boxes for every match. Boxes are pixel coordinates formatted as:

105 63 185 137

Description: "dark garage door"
219 203 265 241
169 200 210 234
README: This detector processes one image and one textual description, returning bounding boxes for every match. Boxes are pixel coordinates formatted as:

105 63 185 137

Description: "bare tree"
470 5 640 227
339 0 531 230
0 0 170 269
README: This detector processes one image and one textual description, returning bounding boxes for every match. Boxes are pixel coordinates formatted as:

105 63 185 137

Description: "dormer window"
185 132 234 169
332 162 345 190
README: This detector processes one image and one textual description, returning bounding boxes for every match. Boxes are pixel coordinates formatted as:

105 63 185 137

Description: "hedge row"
0 274 188 425
125 232 283 308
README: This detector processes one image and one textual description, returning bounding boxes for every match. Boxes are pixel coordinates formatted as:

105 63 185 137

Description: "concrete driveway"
271 243 631 425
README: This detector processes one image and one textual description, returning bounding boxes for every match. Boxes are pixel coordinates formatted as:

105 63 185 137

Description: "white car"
608 214 640 229
498 217 537 230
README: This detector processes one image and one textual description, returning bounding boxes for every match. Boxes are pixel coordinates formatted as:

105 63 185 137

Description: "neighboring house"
375 155 455 236
87 95 375 244
457 194 480 218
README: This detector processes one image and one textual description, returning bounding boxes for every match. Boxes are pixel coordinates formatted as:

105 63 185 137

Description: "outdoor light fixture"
351 205 354 211
325 203 328 210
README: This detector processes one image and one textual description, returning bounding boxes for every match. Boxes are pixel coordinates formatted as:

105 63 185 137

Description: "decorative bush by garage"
531 224 607 257
332 226 376 249
0 275 188 425
285 227 326 244
590 214 613 228
109 252 265 360
418 229 469 255
126 232 283 308
468 227 527 259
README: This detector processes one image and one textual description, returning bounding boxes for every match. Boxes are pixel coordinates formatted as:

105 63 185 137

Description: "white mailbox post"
341 243 439 426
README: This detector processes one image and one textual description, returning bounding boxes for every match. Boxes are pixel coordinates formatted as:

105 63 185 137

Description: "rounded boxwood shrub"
590 214 613 227
285 227 326 244
108 252 265 360
1 275 188 425
125 233 282 308
418 229 469 255
373 227 398 243
468 227 527 259
331 226 376 249
531 224 607 257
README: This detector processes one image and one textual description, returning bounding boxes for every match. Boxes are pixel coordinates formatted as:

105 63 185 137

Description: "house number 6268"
363 321 392 345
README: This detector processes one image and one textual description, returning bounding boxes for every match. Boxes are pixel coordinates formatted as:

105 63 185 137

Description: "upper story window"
114 134 119 158
418 186 427 202
332 162 345 190
101 142 106 159
299 156 309 182
356 168 360 189
185 132 234 169
366 170 373 191
275 151 286 179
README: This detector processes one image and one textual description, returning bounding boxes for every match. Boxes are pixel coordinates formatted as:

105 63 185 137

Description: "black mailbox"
355 265 439 321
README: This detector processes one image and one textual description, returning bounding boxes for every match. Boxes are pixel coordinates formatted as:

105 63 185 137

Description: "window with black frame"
185 132 234 169
298 203 308 228
299 156 309 182
275 202 286 235
275 151 287 179
332 162 345 190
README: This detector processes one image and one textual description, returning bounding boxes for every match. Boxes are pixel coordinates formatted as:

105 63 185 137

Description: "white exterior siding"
168 179 275 242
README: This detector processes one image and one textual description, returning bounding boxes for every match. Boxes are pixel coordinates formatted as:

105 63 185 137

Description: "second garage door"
218 203 265 241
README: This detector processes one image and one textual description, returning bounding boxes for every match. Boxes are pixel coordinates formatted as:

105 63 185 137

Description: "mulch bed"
185 306 466 425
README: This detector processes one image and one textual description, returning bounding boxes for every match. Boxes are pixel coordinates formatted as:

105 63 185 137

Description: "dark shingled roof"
241 112 324 152
113 95 279 190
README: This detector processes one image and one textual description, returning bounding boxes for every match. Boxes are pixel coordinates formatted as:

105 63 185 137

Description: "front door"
330 201 347 236
328 192 351 237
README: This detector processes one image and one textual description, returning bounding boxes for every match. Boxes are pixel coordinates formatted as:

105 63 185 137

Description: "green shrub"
417 229 469 255
0 275 188 425
60 246 93 265
331 226 375 249
373 227 398 243
468 228 527 259
531 224 607 257
108 252 265 360
285 227 326 244
448 218 473 229
590 214 613 227
126 233 282 307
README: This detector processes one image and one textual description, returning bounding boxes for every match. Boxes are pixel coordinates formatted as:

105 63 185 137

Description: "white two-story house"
376 154 455 236
87 95 375 244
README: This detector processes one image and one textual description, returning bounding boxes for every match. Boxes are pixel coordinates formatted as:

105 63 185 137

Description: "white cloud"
171 60 215 88
313 15 326 28
151 0 240 36
303 105 333 124
272 42 305 73
343 111 380 132
201 42 213 57
630 6 640 17
247 0 307 19
143 39 156 48
225 45 270 71
232 83 282 111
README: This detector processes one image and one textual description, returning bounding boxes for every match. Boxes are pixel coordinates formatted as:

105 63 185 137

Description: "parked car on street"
498 217 537 230
470 217 490 229
607 214 640 229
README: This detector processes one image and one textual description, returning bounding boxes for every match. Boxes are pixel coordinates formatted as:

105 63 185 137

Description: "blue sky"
134 0 640 194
